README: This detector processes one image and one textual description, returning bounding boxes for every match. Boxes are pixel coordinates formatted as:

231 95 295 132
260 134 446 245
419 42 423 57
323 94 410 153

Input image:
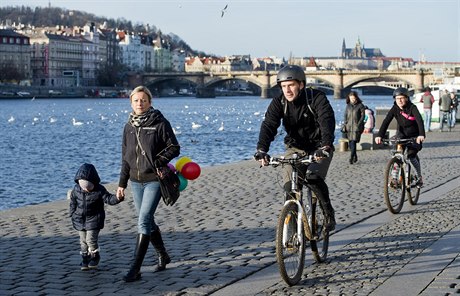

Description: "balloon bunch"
169 156 201 191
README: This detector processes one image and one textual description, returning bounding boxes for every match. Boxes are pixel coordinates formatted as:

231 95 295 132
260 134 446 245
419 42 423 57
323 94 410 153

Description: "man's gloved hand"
254 150 270 163
314 145 332 159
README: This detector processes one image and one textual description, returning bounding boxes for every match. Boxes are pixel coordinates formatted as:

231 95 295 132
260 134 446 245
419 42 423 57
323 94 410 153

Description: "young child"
69 163 124 270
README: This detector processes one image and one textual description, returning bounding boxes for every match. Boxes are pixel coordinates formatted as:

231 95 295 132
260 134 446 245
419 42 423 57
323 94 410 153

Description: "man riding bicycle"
254 65 336 231
375 87 426 186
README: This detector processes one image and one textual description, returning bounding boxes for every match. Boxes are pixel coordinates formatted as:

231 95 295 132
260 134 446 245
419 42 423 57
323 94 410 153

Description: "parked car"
48 90 62 95
16 91 31 96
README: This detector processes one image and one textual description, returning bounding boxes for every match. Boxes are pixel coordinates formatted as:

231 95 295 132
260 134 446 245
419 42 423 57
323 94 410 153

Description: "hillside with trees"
0 5 206 57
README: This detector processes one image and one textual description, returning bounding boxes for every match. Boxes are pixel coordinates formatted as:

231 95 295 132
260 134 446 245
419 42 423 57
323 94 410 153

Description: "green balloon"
178 173 188 191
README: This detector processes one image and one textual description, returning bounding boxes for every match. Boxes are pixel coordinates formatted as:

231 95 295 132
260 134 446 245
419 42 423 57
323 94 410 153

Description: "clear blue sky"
5 0 460 62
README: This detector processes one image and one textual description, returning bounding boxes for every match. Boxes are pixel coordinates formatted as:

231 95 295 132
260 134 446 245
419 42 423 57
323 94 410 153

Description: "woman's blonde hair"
130 86 153 102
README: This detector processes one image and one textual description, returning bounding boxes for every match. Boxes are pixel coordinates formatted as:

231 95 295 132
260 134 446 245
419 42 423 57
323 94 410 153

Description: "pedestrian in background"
343 91 365 164
449 90 458 128
117 86 180 282
69 163 124 271
439 89 452 132
420 87 435 132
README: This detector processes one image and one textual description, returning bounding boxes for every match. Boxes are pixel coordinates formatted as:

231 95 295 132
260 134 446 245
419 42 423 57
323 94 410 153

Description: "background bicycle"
382 137 421 214
267 153 330 286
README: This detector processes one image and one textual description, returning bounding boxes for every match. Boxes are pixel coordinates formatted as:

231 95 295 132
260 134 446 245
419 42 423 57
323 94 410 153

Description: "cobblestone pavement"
0 128 459 296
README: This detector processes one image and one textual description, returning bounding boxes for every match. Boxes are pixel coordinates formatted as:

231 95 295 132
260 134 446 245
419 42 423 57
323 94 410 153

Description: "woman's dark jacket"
257 88 336 153
344 102 365 142
118 109 180 188
376 101 426 139
69 163 120 231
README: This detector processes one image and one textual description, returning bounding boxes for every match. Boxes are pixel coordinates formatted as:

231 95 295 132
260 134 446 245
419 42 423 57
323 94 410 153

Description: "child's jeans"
79 229 100 253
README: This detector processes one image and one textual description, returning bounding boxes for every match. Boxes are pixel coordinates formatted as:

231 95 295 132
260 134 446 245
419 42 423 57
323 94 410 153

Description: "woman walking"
343 91 366 164
117 86 180 282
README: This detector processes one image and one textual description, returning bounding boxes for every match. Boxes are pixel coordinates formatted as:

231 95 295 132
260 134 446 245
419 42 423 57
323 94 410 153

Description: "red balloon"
181 162 201 180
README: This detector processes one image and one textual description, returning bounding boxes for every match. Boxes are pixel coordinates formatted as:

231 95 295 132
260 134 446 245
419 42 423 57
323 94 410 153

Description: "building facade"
0 29 31 82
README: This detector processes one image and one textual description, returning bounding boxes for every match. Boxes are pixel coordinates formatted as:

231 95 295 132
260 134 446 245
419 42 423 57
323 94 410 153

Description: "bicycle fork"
282 198 312 248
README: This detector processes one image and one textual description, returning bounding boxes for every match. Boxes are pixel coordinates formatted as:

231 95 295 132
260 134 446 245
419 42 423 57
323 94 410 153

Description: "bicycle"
382 137 421 214
267 153 330 286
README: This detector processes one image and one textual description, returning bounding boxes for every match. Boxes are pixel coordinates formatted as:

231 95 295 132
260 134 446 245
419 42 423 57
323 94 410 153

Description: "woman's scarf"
128 107 154 127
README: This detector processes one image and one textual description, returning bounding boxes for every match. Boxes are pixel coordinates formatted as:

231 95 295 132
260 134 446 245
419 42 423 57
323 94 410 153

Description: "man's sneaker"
324 214 336 232
415 176 423 188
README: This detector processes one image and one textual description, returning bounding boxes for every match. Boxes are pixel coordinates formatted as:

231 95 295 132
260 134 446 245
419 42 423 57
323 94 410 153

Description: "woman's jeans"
424 109 432 131
440 111 451 130
130 181 161 235
450 109 457 127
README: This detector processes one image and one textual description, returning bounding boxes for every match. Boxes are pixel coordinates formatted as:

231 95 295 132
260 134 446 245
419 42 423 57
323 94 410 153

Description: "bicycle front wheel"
275 201 306 286
309 193 329 263
383 158 405 214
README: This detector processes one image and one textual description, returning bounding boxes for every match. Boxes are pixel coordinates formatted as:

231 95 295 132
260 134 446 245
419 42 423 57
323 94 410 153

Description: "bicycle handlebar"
382 137 417 145
268 154 316 167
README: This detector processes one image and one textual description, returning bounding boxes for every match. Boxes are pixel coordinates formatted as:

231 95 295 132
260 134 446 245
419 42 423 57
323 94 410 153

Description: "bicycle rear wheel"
407 160 421 205
275 201 306 286
306 187 329 263
383 158 405 214
408 186 421 205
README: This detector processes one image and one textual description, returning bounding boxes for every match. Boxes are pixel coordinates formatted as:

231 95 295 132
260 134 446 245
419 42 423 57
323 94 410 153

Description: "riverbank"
0 85 130 99
1 127 459 295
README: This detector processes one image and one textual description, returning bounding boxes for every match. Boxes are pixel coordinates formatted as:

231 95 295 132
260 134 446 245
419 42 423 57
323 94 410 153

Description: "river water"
0 95 394 210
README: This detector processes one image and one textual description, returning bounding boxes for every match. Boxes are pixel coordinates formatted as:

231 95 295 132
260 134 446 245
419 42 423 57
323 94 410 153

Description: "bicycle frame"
389 142 413 189
270 152 329 285
278 154 315 245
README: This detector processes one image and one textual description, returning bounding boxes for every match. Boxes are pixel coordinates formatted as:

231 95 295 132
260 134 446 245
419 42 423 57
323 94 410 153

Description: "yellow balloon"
175 156 192 172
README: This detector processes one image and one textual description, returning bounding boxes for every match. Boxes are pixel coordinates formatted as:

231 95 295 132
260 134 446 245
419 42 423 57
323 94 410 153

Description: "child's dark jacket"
69 163 120 231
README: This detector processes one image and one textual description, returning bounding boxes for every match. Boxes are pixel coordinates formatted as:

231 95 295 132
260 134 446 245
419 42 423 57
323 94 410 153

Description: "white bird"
49 117 57 123
72 118 83 126
191 122 202 129
8 116 15 123
218 122 224 131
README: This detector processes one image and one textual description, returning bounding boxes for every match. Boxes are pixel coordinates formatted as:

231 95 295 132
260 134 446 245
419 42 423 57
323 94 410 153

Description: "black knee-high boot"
123 234 150 282
150 229 171 272
309 179 336 231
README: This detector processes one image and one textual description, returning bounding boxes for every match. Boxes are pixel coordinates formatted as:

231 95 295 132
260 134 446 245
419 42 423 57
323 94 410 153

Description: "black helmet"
277 65 305 85
393 87 409 98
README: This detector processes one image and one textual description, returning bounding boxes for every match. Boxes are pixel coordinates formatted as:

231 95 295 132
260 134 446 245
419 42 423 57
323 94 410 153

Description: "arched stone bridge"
142 69 437 99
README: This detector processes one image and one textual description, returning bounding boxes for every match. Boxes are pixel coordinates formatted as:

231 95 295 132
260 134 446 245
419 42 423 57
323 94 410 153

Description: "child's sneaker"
88 251 100 269
80 252 90 271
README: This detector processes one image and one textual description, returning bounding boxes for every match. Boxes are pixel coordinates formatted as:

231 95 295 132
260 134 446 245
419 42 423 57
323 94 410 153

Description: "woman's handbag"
341 124 348 138
156 166 180 206
134 128 181 206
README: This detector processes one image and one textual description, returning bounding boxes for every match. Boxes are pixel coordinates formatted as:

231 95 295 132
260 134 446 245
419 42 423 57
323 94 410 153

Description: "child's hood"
74 163 101 185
